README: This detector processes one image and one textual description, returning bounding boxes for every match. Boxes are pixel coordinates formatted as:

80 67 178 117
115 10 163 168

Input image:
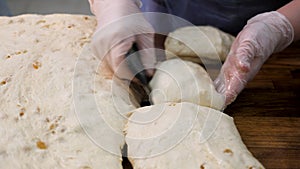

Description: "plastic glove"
89 0 156 82
214 11 294 106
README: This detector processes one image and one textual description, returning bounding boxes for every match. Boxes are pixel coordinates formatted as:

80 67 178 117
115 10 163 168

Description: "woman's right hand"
88 0 156 81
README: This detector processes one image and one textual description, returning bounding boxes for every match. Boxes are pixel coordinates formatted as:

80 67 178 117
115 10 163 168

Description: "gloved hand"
88 0 156 82
214 11 294 106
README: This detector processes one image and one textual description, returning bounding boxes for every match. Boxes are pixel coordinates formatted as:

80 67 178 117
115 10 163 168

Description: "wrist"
247 11 294 53
277 0 300 41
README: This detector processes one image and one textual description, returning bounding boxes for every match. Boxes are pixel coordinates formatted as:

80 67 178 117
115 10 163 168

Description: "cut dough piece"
0 14 138 169
165 26 235 64
149 59 225 110
74 43 139 157
125 102 265 169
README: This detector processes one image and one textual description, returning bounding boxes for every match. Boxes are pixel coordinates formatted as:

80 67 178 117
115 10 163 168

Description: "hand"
89 0 156 82
214 11 294 106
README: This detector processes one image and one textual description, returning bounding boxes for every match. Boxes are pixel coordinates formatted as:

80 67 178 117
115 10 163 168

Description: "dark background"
6 0 92 15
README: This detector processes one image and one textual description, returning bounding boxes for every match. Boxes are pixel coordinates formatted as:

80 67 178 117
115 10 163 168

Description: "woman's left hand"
214 11 294 106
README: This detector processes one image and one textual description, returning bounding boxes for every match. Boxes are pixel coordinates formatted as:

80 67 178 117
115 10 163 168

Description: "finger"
235 52 252 73
224 71 247 105
108 38 139 83
233 31 261 71
136 33 156 77
219 30 259 106
213 74 222 91
224 91 237 106
213 74 225 94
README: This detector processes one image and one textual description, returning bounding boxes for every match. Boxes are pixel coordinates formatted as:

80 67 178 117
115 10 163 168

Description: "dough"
0 14 261 169
149 59 225 110
125 102 265 169
0 14 138 169
164 26 235 64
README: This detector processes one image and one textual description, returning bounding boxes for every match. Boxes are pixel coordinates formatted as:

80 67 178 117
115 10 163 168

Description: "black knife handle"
125 43 149 85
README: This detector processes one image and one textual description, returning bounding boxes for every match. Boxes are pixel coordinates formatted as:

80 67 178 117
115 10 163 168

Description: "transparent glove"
89 0 156 82
214 11 294 106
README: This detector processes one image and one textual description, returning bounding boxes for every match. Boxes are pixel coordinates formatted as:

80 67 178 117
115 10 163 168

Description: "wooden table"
225 41 300 169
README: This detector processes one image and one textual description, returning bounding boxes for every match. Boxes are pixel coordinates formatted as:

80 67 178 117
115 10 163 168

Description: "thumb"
108 38 140 83
136 33 156 77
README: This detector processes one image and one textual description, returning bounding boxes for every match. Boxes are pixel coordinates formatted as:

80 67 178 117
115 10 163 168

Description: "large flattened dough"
149 59 225 110
125 102 264 169
165 26 235 64
0 14 138 169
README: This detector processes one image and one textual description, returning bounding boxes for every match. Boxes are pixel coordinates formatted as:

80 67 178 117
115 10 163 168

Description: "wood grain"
225 41 300 168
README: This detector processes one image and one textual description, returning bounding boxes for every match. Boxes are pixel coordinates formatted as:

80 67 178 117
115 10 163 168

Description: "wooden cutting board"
225 41 300 169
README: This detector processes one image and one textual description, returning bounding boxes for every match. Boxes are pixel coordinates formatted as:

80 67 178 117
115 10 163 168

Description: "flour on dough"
149 59 225 110
0 14 138 169
165 26 235 64
125 102 265 169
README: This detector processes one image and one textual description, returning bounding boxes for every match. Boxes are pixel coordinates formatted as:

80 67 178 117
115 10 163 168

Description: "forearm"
277 0 300 41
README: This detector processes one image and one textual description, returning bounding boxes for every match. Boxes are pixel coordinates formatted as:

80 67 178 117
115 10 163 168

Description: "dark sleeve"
0 0 11 16
142 0 291 35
